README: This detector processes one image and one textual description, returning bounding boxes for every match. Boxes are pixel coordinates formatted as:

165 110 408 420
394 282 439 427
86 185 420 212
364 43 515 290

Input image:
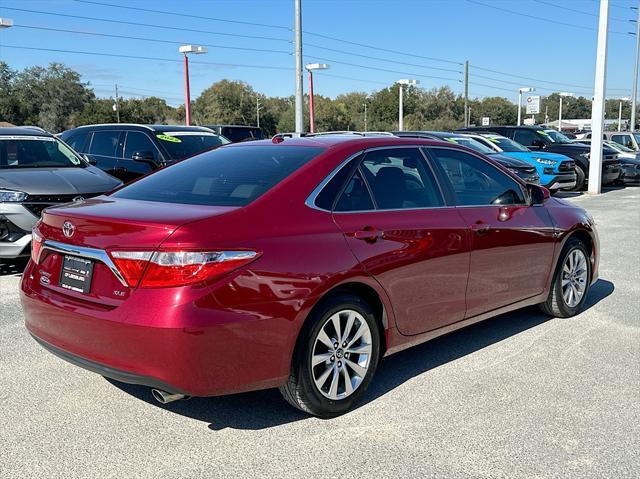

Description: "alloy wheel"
561 249 588 308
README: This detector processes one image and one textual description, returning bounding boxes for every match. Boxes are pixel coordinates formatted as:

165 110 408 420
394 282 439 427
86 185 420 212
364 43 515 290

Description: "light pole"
558 92 574 132
179 45 207 126
517 87 535 126
363 103 368 131
396 79 418 131
617 97 630 131
631 6 640 131
305 63 329 133
294 0 304 134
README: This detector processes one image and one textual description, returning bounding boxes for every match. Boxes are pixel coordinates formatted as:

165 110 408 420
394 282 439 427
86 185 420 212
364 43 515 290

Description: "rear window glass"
112 145 325 206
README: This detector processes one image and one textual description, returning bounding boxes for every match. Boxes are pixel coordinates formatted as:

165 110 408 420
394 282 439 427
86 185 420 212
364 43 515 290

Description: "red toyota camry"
21 135 599 417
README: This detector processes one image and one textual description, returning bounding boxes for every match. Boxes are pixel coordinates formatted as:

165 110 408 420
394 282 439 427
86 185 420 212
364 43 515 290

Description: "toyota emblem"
62 221 75 238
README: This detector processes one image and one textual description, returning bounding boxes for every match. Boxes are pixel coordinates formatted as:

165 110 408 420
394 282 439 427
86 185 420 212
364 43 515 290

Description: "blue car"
463 132 577 191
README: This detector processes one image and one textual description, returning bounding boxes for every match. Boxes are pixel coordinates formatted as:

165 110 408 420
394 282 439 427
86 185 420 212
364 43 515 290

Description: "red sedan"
21 135 599 417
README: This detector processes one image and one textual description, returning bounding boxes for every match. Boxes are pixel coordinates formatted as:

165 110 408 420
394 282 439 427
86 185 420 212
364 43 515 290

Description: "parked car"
393 131 540 184
604 131 640 152
460 131 577 191
22 135 599 417
458 125 621 190
0 127 121 259
204 125 263 143
574 139 640 184
59 124 230 183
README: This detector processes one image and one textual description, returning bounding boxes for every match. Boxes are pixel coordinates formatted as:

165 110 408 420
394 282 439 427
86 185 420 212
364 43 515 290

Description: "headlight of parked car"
0 189 28 203
535 157 557 166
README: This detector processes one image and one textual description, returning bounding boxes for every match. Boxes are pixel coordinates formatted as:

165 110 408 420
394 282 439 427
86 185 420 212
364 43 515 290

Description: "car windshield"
155 132 231 161
541 129 573 144
441 136 495 154
112 145 325 206
484 135 530 152
0 136 84 169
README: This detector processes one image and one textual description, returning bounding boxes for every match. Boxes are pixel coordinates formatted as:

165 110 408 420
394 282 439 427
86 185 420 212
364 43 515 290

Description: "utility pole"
256 97 261 128
114 84 120 123
464 60 469 127
631 5 640 131
588 0 610 195
294 0 304 134
363 103 368 131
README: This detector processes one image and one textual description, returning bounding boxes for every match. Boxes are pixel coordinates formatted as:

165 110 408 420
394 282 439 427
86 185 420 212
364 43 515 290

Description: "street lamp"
517 87 535 126
305 63 329 133
363 102 368 131
617 97 630 131
396 79 419 131
179 44 207 126
0 18 13 28
558 92 574 132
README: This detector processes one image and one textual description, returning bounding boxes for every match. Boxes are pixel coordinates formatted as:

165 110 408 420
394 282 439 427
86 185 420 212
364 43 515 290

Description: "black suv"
204 125 263 143
60 124 230 183
458 125 620 190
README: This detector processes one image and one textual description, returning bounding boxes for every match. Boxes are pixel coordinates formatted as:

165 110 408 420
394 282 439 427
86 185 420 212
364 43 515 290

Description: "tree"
193 79 261 126
0 62 20 125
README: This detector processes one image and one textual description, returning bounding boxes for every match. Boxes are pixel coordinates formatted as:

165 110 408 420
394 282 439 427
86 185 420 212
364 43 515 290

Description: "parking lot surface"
1 187 638 479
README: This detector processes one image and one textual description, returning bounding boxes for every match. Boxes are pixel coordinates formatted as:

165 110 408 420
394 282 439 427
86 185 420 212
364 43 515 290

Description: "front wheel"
540 237 591 317
571 165 586 191
279 294 381 418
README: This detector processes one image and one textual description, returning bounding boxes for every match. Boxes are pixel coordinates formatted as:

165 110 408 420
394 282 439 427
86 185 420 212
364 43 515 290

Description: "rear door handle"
471 222 491 235
353 227 384 243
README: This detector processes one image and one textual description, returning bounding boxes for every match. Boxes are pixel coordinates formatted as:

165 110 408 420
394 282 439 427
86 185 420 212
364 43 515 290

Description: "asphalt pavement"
1 187 638 479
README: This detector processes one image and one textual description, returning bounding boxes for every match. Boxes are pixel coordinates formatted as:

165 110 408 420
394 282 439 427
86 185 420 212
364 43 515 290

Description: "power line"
321 73 389 86
71 0 290 31
13 24 291 55
1 7 291 43
469 73 595 95
532 0 631 23
1 44 293 70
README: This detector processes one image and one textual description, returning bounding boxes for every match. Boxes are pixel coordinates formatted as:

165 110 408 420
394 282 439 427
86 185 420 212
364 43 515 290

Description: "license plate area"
59 255 94 294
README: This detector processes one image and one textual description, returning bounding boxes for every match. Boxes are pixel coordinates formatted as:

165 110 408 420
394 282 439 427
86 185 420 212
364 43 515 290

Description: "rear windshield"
155 132 231 161
222 127 263 143
0 136 84 169
112 145 325 206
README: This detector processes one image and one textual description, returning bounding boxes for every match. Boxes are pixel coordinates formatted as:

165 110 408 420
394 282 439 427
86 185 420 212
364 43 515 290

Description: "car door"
86 130 124 178
426 146 557 318
512 129 547 150
330 147 470 336
117 131 163 183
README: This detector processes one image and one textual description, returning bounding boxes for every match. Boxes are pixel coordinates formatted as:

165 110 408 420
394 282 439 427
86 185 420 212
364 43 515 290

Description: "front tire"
571 165 586 191
540 237 591 318
279 294 381 418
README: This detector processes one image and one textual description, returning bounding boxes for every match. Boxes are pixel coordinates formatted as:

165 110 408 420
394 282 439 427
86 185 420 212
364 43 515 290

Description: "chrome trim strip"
40 240 128 287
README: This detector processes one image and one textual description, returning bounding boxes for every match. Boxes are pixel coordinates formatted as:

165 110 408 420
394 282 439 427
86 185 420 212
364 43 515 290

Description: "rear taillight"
109 250 259 288
31 229 43 264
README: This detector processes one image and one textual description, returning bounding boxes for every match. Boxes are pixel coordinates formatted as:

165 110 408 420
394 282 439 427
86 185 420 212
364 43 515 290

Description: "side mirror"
528 183 550 205
83 154 97 165
132 150 156 163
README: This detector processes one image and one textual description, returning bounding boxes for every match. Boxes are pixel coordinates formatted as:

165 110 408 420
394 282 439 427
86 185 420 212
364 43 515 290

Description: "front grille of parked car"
22 193 101 218
558 160 575 172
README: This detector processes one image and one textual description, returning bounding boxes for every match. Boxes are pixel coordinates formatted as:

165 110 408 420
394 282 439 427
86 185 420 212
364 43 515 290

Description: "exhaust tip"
151 388 188 404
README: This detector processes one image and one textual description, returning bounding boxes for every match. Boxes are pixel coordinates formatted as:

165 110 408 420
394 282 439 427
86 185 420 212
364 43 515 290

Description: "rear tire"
539 237 591 318
279 294 381 418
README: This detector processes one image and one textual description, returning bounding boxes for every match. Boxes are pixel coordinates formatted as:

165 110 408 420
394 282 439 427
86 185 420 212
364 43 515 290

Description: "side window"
428 148 526 206
65 132 89 152
512 129 540 147
314 157 360 210
334 168 374 212
360 148 443 210
611 134 632 148
88 131 121 157
123 132 159 160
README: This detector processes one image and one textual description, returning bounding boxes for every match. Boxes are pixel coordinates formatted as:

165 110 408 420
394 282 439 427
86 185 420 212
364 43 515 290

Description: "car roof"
225 134 456 150
0 127 54 137
206 124 261 129
62 124 215 134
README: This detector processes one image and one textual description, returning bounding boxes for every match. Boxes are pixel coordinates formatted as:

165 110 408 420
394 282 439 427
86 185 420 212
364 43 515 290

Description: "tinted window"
65 132 89 152
154 132 230 161
429 148 525 206
89 131 121 157
0 137 84 169
112 145 324 206
483 135 530 152
611 134 633 148
314 156 360 210
334 168 374 212
222 127 263 143
360 148 443 210
123 132 158 160
513 129 543 147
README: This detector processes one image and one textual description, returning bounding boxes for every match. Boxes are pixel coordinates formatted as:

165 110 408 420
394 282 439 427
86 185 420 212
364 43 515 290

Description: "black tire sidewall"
573 165 586 191
552 239 591 316
295 294 381 418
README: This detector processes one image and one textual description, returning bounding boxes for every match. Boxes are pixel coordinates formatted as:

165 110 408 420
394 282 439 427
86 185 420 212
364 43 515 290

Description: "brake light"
109 250 259 288
31 229 43 264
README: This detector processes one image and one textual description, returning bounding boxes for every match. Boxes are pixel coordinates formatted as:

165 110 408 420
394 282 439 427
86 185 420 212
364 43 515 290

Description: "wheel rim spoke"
317 329 334 349
345 358 367 378
341 364 354 396
330 313 342 344
314 364 333 390
343 311 356 344
328 364 339 398
346 323 366 349
346 343 372 355
312 352 333 367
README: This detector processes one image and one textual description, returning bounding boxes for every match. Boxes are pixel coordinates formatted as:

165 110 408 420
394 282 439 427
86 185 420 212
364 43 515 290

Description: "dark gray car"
0 127 121 259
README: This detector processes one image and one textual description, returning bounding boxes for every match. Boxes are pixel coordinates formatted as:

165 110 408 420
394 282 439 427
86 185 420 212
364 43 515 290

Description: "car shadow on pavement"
107 278 614 431
0 258 29 276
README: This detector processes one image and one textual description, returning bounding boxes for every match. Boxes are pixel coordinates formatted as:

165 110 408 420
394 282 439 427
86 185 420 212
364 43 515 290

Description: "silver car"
0 127 122 259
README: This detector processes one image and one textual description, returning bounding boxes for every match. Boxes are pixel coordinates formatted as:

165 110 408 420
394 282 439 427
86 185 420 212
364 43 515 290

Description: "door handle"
353 227 384 243
471 221 491 235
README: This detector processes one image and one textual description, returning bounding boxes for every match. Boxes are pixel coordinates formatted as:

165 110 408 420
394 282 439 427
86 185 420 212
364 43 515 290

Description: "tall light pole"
396 79 418 131
305 63 328 133
179 45 207 126
558 92 574 132
630 6 640 131
294 0 304 134
363 103 368 131
517 87 535 126
618 97 630 131
588 0 610 195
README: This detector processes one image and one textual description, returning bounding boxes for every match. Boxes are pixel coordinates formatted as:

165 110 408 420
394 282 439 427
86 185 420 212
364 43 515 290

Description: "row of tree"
0 62 634 134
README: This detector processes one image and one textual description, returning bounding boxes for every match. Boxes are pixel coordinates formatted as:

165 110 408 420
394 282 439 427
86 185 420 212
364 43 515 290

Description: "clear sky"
0 0 637 106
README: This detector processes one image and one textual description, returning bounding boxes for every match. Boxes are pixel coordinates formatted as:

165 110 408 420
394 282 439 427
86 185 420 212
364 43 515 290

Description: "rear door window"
513 129 542 147
64 132 89 152
123 131 161 160
112 145 325 206
89 131 122 157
